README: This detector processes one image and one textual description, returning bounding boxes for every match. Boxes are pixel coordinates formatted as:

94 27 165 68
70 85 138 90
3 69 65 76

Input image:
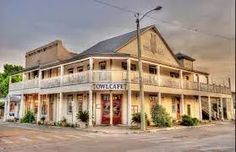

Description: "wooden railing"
159 76 181 88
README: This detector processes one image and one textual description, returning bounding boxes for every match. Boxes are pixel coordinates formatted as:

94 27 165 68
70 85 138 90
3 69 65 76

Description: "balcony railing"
62 71 89 86
41 76 61 89
9 70 231 95
159 76 181 88
93 70 127 82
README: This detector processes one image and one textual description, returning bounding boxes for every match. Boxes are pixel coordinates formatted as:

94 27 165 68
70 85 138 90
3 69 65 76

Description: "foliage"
131 112 150 126
0 64 23 98
76 111 89 123
181 115 199 126
151 104 172 127
20 111 35 123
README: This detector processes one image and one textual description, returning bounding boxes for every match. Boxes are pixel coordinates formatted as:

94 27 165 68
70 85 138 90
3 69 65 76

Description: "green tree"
0 64 23 97
151 104 172 127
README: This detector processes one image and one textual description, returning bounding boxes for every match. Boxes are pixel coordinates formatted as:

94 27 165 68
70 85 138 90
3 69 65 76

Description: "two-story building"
5 25 234 126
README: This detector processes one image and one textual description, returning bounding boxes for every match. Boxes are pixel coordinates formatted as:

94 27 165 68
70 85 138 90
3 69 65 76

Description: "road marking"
1 138 14 144
18 137 32 142
52 135 67 140
36 136 51 141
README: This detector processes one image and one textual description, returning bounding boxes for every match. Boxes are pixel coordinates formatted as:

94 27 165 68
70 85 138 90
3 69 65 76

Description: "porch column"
198 95 202 120
230 98 235 119
158 92 162 105
37 94 41 122
180 94 185 116
109 92 113 126
157 65 160 86
197 74 200 91
216 98 220 120
127 58 132 126
60 65 64 85
208 96 212 121
58 92 63 121
3 96 9 121
88 90 93 127
220 97 224 120
180 70 183 89
19 94 25 119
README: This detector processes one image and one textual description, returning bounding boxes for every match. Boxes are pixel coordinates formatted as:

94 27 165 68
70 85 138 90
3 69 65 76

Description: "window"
67 95 73 114
99 61 106 70
77 66 83 72
131 105 138 114
10 102 16 112
68 68 74 74
131 64 136 71
41 95 48 115
33 71 38 78
187 104 191 116
121 62 127 70
170 72 179 78
48 69 52 78
42 71 45 79
149 65 157 74
172 98 176 113
77 95 83 112
185 76 189 80
149 95 158 108
34 101 38 114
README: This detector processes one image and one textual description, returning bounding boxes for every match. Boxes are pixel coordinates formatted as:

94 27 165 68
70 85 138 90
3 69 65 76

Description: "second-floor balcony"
9 70 231 95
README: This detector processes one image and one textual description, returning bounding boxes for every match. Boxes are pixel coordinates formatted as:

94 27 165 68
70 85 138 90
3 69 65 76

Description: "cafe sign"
94 83 126 90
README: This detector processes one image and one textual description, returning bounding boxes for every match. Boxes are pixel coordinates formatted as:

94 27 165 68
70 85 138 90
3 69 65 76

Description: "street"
0 122 235 152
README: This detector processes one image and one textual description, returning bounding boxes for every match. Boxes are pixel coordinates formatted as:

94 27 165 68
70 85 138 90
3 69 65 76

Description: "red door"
112 94 122 125
101 94 110 124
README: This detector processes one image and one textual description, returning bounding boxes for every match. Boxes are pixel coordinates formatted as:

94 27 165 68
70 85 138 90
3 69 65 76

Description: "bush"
76 111 89 123
151 104 172 127
181 115 199 126
20 111 35 123
131 112 149 126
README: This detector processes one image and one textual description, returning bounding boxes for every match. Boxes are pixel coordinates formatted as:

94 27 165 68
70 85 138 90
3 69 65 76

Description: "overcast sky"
0 0 235 91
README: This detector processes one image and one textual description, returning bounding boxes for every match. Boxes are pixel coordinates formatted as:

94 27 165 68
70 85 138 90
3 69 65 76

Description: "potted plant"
76 111 89 128
131 112 149 128
40 116 46 125
61 117 67 127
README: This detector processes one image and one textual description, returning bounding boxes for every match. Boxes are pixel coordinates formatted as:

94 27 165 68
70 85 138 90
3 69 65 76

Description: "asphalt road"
0 121 235 152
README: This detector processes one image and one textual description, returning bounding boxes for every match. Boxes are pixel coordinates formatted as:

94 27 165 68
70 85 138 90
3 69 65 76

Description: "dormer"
176 52 195 70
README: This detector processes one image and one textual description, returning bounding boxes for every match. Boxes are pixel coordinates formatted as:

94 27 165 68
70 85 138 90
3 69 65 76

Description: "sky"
0 0 235 91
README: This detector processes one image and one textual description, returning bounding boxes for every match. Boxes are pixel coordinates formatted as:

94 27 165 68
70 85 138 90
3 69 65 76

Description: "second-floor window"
149 65 157 74
67 95 73 114
131 64 136 71
170 72 179 78
68 68 74 74
77 66 83 72
99 61 106 70
121 62 127 70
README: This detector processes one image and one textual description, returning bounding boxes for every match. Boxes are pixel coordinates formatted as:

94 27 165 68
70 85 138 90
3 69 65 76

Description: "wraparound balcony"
9 70 231 94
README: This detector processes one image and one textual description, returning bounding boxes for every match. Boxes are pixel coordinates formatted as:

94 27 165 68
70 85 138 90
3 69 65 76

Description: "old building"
5 25 234 126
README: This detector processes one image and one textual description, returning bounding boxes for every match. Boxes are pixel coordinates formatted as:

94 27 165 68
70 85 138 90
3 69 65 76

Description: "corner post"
127 58 132 126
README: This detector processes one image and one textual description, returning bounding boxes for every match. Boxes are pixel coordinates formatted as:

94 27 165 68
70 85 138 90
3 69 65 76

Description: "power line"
91 0 235 41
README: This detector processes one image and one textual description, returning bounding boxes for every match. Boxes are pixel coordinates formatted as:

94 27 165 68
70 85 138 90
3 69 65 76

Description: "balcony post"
157 65 160 86
39 70 42 88
158 92 162 105
37 94 41 122
198 95 202 120
58 92 63 121
220 97 224 120
60 65 64 86
208 96 212 121
19 94 25 119
89 58 93 83
180 70 183 89
109 92 113 126
180 94 185 116
88 90 93 127
197 74 200 91
127 58 132 126
216 98 220 120
7 95 10 120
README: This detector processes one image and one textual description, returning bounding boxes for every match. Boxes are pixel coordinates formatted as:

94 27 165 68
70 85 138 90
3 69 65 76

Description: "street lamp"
135 6 162 131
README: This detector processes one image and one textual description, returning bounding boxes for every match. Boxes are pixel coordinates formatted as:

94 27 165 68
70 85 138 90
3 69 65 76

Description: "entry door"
101 94 110 124
49 95 54 121
112 94 122 125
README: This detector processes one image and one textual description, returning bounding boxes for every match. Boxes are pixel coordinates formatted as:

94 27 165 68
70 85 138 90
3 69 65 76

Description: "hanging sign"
94 83 126 90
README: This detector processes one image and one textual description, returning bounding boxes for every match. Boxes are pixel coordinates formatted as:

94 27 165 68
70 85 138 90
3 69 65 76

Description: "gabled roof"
79 25 153 56
176 52 196 61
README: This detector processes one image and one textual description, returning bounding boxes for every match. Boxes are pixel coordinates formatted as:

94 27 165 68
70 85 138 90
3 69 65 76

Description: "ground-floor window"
172 99 176 113
77 94 83 112
34 101 38 114
131 105 138 114
41 95 48 115
10 102 15 112
187 104 191 116
67 95 73 114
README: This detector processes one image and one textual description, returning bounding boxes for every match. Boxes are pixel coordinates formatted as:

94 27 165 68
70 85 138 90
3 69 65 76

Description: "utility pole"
135 6 162 131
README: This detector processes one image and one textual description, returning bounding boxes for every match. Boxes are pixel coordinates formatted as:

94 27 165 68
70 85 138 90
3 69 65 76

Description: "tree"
0 64 23 98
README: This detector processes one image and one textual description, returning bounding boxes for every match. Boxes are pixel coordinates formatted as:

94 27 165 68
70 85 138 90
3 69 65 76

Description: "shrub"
181 115 199 126
76 111 89 123
20 111 35 123
151 104 172 127
131 112 149 126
